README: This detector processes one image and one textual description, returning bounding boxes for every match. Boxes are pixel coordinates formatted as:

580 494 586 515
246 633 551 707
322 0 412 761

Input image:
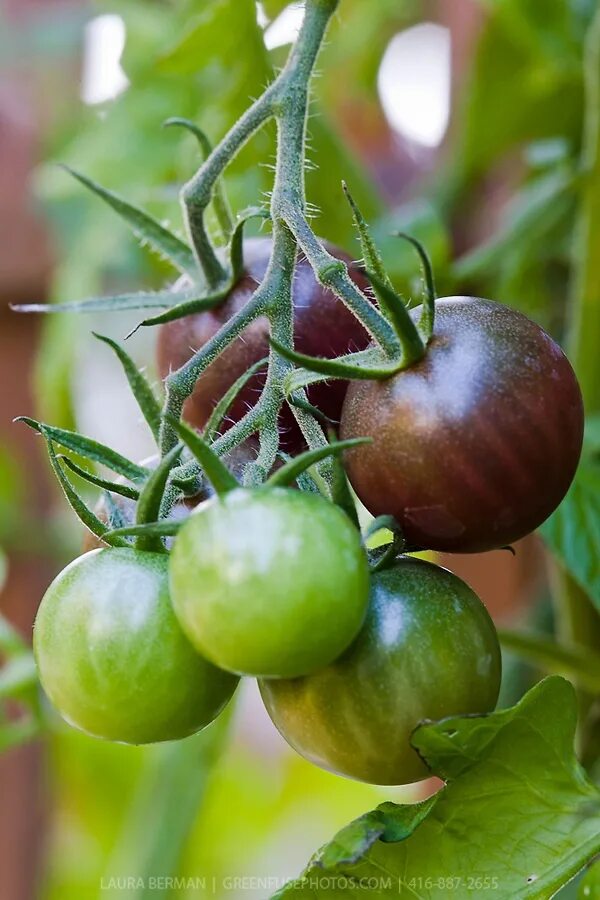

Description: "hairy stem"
160 0 340 462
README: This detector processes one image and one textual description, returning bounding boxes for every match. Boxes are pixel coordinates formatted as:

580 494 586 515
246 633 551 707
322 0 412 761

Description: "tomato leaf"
275 678 600 900
540 462 600 608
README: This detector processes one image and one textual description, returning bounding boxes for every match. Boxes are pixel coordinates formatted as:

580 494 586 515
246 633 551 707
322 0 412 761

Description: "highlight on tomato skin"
33 548 239 745
259 556 502 786
340 297 584 554
168 486 371 679
156 236 372 450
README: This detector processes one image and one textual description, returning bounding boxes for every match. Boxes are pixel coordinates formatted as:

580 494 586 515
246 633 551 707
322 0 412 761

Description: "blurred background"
0 0 597 897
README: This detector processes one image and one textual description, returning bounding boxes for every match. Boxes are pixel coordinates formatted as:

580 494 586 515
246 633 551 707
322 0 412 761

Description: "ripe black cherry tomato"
340 297 584 553
156 237 370 450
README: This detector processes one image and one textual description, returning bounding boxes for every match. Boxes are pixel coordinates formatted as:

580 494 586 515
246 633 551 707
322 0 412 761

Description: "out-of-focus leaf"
540 462 600 609
100 709 233 900
276 678 600 900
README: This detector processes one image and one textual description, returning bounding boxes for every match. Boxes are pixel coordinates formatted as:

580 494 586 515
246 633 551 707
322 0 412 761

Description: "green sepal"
93 333 162 441
287 394 338 427
132 289 228 331
266 438 370 488
395 232 436 342
270 338 403 381
45 439 129 547
363 514 402 542
228 207 271 280
15 417 150 484
327 428 360 527
342 180 394 294
164 117 234 241
103 520 183 542
61 165 198 278
11 287 201 316
135 443 183 551
166 418 239 496
364 270 425 364
57 455 139 501
203 357 268 443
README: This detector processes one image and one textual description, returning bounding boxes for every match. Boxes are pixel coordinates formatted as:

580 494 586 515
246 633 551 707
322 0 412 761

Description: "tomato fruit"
340 297 584 553
34 548 238 744
169 487 370 678
260 556 501 785
156 237 370 449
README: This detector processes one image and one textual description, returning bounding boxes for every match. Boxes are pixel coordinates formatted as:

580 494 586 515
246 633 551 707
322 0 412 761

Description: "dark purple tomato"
260 556 501 785
340 297 584 554
156 237 370 450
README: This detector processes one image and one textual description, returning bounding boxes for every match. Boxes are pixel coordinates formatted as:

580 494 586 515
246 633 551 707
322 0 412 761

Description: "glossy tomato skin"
340 297 584 553
260 557 501 785
34 549 238 744
169 487 370 678
156 237 370 449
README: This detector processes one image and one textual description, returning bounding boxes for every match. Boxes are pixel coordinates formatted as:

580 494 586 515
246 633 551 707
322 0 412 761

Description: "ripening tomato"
156 237 371 449
34 548 238 744
260 556 501 785
169 487 370 678
340 297 584 553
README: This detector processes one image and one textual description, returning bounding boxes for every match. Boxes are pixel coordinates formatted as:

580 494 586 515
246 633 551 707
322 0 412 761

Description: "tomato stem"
159 0 398 490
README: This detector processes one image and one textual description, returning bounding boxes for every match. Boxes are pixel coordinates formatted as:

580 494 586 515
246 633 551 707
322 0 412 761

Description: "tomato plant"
170 486 369 677
5 0 600 896
340 297 584 553
34 548 238 744
156 237 370 450
260 556 501 784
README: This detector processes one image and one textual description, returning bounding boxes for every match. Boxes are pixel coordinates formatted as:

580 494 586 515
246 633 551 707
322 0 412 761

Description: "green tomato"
260 557 501 784
169 487 370 678
34 548 238 744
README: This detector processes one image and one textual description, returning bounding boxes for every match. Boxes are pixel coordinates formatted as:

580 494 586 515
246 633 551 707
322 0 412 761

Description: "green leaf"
266 439 370 488
540 462 600 608
203 357 269 444
61 166 198 277
276 678 600 900
167 418 239 496
93 333 162 442
16 417 150 484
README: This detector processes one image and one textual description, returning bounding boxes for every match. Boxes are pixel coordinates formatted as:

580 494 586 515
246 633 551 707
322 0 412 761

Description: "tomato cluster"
31 238 583 787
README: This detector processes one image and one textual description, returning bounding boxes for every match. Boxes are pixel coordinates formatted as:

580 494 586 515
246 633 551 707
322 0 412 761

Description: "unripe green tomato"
34 549 238 744
169 488 370 678
260 557 501 785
